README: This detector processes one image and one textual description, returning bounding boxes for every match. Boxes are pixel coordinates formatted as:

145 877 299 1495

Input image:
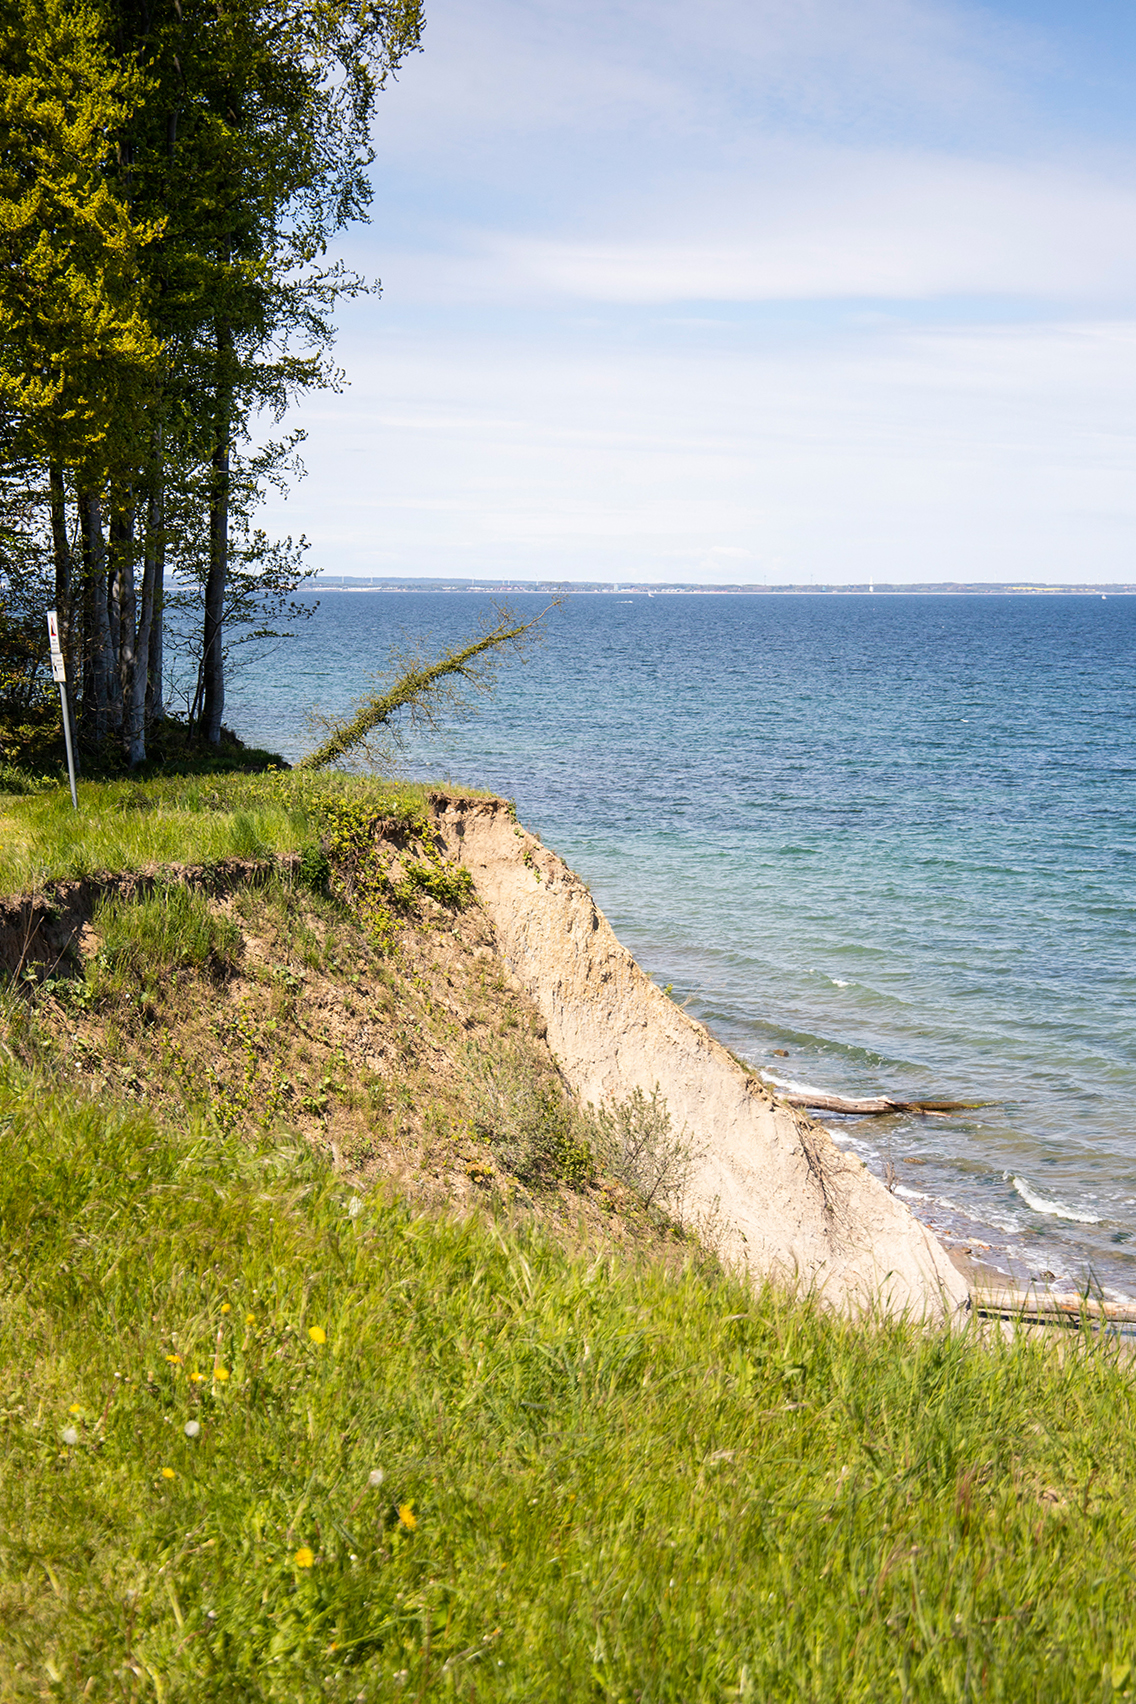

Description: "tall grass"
1 1052 1135 1700
0 771 453 896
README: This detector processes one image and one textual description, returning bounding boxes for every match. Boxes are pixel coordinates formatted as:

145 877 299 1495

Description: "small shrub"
594 1085 699 1214
296 842 331 893
0 762 47 796
468 1042 594 1188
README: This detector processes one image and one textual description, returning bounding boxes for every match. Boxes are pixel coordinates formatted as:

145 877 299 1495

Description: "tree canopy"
0 0 424 766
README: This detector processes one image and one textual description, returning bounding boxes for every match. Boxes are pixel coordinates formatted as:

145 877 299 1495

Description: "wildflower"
190 1372 205 1383
166 1354 182 1365
368 1468 385 1488
62 1427 78 1446
161 1467 176 1480
184 1421 201 1438
245 1313 256 1326
68 1403 81 1415
398 1504 417 1531
294 1547 315 1568
308 1326 326 1345
220 1303 231 1315
213 1367 230 1383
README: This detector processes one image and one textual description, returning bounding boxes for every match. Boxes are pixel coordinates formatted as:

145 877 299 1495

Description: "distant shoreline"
300 577 1135 597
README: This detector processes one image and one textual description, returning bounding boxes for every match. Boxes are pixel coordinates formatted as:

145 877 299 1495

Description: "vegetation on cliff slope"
1 768 1136 1702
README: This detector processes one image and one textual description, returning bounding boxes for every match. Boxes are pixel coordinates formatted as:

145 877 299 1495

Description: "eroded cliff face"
435 796 970 1322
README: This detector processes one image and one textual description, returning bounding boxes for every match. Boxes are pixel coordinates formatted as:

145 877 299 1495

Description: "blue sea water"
228 591 1136 1294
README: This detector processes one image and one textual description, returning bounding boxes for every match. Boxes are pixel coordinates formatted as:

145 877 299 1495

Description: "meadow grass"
1 1050 1136 1701
0 771 452 897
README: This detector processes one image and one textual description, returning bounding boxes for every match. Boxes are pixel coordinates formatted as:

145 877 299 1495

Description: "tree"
0 0 162 745
298 607 552 772
0 0 424 767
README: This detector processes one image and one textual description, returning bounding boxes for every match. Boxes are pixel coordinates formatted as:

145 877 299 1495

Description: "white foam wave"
830 977 849 988
1010 1175 1101 1225
762 1071 827 1098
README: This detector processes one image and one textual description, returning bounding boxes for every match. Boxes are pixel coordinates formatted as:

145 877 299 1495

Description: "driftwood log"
972 1289 1136 1326
778 1090 984 1117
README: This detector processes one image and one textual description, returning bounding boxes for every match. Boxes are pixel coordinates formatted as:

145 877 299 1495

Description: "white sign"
46 609 66 683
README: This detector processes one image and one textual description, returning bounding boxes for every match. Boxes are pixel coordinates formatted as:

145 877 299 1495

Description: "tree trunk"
48 461 79 761
201 321 232 746
144 476 165 724
79 490 110 748
107 498 128 732
113 493 138 758
127 483 160 765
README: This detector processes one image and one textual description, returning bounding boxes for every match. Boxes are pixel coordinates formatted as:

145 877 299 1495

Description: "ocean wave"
1009 1174 1101 1225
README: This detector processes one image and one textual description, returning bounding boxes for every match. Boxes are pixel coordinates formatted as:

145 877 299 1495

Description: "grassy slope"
0 771 452 897
1 773 1136 1703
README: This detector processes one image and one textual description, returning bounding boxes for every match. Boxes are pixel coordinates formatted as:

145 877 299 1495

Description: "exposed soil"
2 851 685 1257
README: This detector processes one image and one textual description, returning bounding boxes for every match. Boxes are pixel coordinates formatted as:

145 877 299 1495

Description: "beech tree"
0 0 424 765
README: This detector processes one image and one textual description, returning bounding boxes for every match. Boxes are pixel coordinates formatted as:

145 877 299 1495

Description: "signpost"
46 610 78 810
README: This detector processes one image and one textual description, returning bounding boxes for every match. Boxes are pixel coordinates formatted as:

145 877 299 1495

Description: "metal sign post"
46 610 78 810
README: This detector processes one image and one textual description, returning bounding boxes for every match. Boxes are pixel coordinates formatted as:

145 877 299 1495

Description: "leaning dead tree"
298 604 552 772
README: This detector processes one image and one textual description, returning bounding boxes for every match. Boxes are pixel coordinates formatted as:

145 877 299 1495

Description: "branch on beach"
297 603 553 773
780 1090 987 1117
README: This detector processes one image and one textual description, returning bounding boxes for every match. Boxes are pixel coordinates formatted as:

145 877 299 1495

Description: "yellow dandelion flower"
68 1403 81 1415
190 1371 205 1383
220 1303 231 1315
165 1354 182 1365
161 1467 176 1480
308 1326 326 1345
213 1367 230 1383
294 1547 315 1568
245 1313 256 1325
398 1504 417 1531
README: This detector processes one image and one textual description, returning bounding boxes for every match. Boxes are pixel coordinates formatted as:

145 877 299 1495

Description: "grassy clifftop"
2 768 1136 1702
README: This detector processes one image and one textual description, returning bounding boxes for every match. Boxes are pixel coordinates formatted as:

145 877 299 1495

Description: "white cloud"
261 316 1136 584
261 0 1136 583
442 152 1136 304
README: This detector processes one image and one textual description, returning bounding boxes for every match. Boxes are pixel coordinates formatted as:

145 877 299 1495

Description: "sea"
227 590 1136 1296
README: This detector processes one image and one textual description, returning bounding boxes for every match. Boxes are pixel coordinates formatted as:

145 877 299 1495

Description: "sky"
259 0 1136 585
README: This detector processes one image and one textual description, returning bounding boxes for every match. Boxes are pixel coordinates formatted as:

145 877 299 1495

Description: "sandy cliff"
435 795 969 1322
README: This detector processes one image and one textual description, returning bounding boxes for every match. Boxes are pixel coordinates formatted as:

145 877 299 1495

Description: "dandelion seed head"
368 1468 384 1488
184 1420 201 1438
294 1546 315 1568
61 1427 78 1446
308 1326 326 1345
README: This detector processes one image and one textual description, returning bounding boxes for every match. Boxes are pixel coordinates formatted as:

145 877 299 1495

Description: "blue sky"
262 0 1136 584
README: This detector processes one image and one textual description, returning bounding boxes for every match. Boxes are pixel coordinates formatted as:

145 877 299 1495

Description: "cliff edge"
436 795 970 1322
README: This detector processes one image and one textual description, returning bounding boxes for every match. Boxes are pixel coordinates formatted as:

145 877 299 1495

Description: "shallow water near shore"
226 590 1136 1295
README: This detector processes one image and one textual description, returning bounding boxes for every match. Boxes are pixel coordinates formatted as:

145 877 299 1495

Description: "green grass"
1 1052 1136 1701
0 771 455 897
